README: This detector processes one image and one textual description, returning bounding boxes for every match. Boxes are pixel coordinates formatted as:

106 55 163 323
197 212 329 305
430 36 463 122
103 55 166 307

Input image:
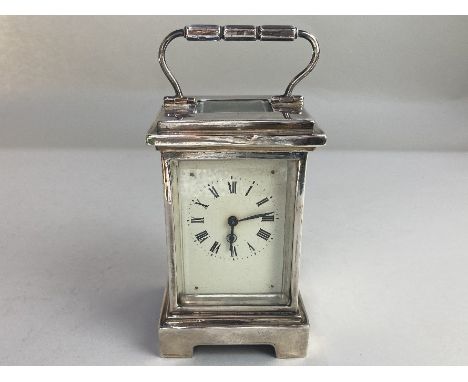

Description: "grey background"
1 16 468 365
1 15 468 150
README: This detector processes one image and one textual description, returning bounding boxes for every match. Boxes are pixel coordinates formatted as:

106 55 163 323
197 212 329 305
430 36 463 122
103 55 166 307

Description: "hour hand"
228 224 235 256
238 211 274 222
227 216 237 257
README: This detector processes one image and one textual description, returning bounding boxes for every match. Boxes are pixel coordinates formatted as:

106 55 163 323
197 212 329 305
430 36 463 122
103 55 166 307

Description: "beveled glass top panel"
197 99 273 113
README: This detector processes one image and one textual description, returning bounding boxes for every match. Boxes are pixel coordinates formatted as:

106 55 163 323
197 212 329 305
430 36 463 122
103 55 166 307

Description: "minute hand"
238 212 274 222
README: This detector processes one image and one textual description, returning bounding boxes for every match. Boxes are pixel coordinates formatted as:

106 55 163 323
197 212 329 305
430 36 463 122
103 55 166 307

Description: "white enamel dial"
176 159 290 295
186 176 278 261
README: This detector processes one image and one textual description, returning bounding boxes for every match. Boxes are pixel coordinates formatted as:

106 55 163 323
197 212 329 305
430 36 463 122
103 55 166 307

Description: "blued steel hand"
227 215 238 257
229 224 235 256
238 211 274 222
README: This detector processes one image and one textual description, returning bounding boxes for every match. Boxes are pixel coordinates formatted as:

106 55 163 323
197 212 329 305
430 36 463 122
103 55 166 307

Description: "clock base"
158 289 309 358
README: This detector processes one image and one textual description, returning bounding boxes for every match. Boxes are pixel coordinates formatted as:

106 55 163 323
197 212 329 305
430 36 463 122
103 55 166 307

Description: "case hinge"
163 96 197 115
270 95 304 113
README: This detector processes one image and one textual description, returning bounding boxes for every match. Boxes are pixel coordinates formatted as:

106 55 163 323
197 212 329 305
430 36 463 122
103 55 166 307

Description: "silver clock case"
147 96 326 358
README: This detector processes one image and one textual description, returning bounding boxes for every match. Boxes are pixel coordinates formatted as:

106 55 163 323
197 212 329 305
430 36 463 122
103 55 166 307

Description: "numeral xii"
228 180 237 194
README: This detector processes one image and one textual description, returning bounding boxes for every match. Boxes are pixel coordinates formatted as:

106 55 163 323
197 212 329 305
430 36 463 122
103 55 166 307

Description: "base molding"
158 290 309 358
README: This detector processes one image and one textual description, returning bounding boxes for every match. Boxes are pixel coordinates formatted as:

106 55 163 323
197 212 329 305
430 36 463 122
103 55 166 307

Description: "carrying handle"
158 25 320 98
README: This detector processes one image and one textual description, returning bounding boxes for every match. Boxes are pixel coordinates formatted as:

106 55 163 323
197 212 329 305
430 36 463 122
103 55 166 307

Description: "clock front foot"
159 337 194 358
158 289 310 359
274 342 308 359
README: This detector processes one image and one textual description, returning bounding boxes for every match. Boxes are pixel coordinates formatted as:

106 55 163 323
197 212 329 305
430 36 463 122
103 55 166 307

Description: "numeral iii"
261 214 274 222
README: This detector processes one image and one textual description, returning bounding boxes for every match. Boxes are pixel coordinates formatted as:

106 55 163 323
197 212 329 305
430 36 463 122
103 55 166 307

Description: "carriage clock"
146 25 326 358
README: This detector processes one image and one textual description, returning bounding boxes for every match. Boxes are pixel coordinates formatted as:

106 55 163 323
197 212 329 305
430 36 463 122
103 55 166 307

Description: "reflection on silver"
185 24 221 41
223 25 257 41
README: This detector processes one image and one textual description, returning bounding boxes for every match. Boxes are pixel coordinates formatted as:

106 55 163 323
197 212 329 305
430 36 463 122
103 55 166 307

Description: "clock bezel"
160 150 308 313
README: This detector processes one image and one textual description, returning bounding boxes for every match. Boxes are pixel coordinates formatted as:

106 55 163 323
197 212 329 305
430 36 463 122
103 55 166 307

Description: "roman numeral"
231 246 238 257
261 214 275 222
247 242 256 252
194 199 209 209
210 241 220 254
256 197 269 207
245 181 255 196
257 228 271 241
228 180 237 194
190 217 204 223
195 230 209 243
208 186 219 198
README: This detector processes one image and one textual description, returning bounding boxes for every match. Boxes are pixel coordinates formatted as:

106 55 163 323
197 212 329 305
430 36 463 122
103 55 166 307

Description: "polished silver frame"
160 151 308 314
159 289 310 358
156 148 316 358
148 24 325 358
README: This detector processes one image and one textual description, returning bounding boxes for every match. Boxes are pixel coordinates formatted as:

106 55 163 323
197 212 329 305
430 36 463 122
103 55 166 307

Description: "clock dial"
177 159 292 295
186 176 278 261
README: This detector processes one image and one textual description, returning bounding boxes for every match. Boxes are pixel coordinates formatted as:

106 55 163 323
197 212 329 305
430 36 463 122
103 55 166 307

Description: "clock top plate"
146 96 326 151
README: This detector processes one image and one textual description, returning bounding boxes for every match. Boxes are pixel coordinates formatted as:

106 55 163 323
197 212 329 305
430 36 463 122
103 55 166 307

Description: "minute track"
186 174 280 261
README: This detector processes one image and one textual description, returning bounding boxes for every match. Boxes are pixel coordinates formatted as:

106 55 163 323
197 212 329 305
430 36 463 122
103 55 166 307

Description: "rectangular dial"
174 159 293 299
